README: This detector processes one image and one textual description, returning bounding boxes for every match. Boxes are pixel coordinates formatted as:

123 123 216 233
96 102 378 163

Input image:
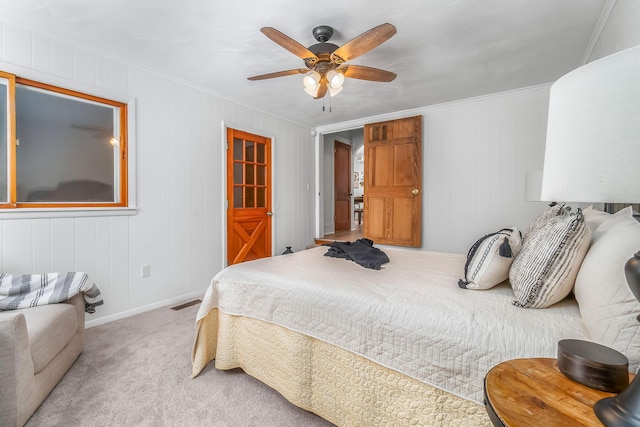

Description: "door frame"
221 121 276 267
318 134 354 235
314 113 422 240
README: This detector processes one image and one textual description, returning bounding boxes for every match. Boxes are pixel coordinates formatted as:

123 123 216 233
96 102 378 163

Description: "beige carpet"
26 301 333 427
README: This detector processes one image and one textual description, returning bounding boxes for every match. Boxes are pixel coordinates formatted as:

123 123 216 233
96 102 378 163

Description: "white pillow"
574 214 640 371
458 228 523 290
582 205 610 233
590 206 634 245
510 210 591 308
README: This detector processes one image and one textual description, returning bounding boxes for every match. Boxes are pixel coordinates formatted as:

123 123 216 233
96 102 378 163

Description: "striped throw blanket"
0 272 103 313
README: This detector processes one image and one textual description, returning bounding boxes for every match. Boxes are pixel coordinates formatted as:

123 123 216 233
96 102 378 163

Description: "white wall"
0 21 315 326
424 86 550 253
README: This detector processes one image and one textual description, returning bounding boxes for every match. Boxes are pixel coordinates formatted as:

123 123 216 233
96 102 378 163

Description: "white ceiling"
0 0 608 128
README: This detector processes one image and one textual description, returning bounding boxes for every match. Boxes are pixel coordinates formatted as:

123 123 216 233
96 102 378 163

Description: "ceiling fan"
247 23 397 99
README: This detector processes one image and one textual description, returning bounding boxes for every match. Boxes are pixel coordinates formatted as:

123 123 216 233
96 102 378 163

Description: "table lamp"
540 44 640 426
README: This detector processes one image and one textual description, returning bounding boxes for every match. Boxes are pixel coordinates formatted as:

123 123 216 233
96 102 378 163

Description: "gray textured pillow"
510 209 591 308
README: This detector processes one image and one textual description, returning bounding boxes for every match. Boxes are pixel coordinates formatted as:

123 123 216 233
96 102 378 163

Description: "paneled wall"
423 86 550 253
0 21 315 326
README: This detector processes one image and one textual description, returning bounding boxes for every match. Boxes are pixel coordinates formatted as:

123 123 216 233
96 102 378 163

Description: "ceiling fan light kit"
248 23 397 100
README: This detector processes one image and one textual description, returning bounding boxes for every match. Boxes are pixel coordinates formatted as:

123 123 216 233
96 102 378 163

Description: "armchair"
0 293 85 426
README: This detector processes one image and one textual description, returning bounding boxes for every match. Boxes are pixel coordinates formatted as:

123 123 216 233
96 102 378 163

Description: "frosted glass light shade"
326 69 345 89
303 71 321 97
328 85 343 97
304 87 318 97
541 45 640 204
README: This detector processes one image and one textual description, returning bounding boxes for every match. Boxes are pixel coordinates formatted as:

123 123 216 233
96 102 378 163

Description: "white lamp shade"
541 45 640 203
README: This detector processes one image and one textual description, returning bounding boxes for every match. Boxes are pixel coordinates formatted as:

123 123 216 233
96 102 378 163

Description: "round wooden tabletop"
483 358 631 426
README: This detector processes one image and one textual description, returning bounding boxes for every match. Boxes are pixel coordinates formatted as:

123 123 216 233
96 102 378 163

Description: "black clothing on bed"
323 238 390 270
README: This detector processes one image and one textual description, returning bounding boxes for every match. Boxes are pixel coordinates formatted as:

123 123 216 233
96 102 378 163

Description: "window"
232 136 268 209
0 71 127 209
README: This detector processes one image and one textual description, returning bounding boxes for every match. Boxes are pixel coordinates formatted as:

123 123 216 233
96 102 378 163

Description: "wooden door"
227 128 272 265
363 116 422 247
334 141 352 232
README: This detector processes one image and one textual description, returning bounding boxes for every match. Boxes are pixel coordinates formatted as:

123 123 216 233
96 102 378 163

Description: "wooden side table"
484 358 633 426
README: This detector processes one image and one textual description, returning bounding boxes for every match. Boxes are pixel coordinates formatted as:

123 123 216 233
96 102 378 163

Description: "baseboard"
84 288 208 328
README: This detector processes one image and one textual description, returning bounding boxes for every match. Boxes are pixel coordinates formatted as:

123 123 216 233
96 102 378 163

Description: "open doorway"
315 115 422 247
317 128 364 243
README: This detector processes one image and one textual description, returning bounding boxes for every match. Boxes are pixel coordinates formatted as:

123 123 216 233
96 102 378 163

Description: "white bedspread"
196 246 585 404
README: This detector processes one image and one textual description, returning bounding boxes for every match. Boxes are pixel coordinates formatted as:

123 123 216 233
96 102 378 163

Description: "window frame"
0 71 129 210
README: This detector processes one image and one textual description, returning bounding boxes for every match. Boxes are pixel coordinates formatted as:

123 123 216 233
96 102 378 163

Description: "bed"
191 206 640 426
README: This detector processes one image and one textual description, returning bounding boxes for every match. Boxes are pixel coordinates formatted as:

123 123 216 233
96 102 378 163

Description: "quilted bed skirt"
192 308 491 426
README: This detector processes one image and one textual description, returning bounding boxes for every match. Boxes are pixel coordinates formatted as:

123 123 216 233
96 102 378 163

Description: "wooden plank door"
227 128 272 265
363 116 422 247
334 141 352 232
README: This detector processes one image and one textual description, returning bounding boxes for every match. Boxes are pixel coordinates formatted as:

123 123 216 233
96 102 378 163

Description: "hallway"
315 223 363 245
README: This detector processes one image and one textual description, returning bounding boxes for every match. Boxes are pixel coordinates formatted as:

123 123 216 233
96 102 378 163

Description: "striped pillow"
524 203 569 242
510 209 591 308
458 228 523 290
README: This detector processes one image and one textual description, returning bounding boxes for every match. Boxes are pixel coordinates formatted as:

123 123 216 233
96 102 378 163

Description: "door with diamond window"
226 128 272 265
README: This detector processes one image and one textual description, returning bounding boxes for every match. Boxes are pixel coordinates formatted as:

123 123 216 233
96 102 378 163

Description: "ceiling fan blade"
247 69 309 81
341 65 397 82
315 79 328 99
260 27 318 62
330 23 397 64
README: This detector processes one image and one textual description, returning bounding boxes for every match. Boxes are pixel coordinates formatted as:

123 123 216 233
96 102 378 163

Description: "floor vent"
170 299 202 311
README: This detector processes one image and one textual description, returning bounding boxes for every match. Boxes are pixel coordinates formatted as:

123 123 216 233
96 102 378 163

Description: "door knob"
412 189 419 195
266 211 273 216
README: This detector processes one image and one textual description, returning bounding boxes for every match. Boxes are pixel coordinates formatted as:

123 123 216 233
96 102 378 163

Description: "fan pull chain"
319 93 336 112
320 93 334 113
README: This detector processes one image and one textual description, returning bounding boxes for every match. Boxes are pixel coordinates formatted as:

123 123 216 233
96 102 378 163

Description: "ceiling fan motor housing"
312 25 334 43
307 26 339 70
